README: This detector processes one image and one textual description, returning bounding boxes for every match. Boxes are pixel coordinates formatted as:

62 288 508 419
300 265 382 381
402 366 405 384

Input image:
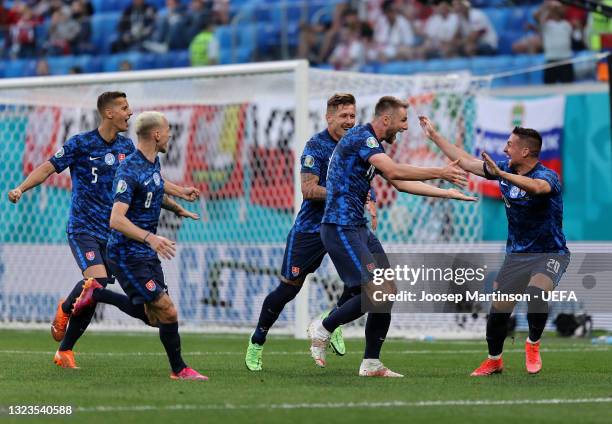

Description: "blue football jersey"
49 129 135 241
293 129 337 233
107 150 165 260
322 124 384 226
484 160 568 253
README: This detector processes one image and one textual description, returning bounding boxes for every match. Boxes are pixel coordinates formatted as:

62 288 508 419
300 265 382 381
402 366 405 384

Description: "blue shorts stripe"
68 234 87 270
285 229 296 277
337 226 362 272
119 251 151 301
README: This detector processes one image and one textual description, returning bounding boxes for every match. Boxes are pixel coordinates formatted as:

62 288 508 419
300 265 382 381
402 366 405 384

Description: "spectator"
146 0 187 52
9 5 38 58
297 21 326 64
111 0 157 53
328 25 364 71
511 0 556 55
35 57 50 76
320 6 361 64
70 0 93 54
542 2 574 84
184 0 213 44
422 0 460 58
373 0 420 61
0 0 19 56
189 20 218 66
564 5 587 51
585 0 612 51
47 9 80 55
453 0 497 56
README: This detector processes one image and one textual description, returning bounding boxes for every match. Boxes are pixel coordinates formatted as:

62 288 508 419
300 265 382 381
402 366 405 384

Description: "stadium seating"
0 1 597 87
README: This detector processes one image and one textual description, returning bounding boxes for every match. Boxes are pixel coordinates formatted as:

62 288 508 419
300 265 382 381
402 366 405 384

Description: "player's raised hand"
418 116 438 139
8 188 22 204
180 186 200 202
481 152 501 177
440 159 468 188
175 207 200 220
147 235 177 260
446 188 478 202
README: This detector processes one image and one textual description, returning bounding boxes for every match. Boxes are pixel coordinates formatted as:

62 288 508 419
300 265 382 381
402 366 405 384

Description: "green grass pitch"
1 329 611 423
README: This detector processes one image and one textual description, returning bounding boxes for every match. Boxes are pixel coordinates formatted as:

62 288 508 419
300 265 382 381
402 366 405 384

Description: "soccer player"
245 93 379 371
7 92 199 369
307 96 476 377
105 110 207 380
418 116 570 375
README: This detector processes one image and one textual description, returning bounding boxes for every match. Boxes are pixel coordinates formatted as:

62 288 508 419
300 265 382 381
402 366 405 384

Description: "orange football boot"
53 350 79 369
51 299 70 342
525 340 542 374
470 357 503 376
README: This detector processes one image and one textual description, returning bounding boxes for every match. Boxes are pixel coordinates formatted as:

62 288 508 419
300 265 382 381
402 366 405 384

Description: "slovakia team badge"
85 251 95 261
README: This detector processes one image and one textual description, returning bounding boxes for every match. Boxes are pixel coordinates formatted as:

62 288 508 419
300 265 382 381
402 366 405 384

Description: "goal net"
0 61 490 338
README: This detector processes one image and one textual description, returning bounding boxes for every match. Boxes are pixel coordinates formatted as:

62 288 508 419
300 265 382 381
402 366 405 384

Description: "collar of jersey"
364 123 379 141
135 148 158 165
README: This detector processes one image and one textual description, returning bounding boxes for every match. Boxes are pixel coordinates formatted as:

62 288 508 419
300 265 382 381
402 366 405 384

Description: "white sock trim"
526 337 540 344
488 354 502 360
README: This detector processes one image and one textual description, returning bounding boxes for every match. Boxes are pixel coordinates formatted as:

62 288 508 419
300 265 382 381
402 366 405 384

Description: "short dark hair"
327 93 356 113
512 126 542 157
97 91 127 115
374 96 408 117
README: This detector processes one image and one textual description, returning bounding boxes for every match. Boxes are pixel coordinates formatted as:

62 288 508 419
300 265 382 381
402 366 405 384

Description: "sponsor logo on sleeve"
366 137 379 149
54 147 65 158
303 155 315 168
116 179 127 193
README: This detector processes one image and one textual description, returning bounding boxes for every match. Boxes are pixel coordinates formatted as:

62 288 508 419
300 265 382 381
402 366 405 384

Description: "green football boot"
320 311 346 356
245 338 264 371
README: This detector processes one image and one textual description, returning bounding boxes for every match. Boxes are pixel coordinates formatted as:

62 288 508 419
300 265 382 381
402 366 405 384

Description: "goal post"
0 60 487 338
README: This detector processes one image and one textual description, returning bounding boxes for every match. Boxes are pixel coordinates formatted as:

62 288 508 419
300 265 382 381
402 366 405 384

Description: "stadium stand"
0 0 603 85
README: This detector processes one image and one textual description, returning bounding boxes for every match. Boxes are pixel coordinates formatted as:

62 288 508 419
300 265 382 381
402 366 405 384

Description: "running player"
307 96 475 377
419 116 569 375
105 110 207 380
7 92 198 368
245 93 381 371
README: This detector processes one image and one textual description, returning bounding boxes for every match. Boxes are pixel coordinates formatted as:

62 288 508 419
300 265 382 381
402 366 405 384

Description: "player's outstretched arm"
369 153 468 188
163 180 200 202
391 180 478 201
418 116 485 177
481 153 552 195
301 173 326 201
161 194 200 220
110 201 176 260
7 161 56 204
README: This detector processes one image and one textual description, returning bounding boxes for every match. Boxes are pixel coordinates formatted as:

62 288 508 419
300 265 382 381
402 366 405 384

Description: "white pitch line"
0 347 609 357
18 397 609 413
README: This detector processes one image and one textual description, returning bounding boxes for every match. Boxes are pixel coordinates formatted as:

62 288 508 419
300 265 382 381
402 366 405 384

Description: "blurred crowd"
0 0 609 83
0 0 225 64
299 0 598 84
